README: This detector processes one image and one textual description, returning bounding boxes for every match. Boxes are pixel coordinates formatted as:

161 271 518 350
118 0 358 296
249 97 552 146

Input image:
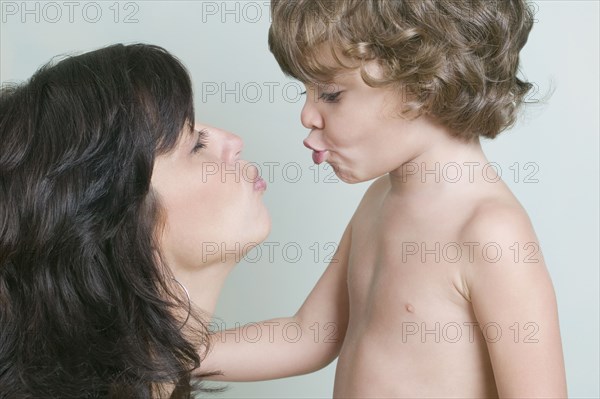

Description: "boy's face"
301 61 435 184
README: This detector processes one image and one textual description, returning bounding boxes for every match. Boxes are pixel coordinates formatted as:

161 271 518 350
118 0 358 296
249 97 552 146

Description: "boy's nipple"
405 303 415 313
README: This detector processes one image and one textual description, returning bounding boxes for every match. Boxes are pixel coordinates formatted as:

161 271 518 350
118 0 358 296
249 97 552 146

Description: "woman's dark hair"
0 43 219 398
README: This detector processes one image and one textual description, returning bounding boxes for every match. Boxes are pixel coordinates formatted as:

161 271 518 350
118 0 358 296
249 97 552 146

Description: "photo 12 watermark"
1 1 140 24
198 80 545 106
207 320 541 345
208 321 339 344
400 321 540 344
400 241 541 264
201 240 340 264
200 81 304 104
199 240 541 265
200 1 270 24
196 160 541 186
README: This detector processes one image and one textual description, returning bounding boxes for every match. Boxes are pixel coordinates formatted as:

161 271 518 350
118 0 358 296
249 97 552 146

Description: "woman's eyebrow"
189 128 200 144
188 127 201 139
178 127 198 151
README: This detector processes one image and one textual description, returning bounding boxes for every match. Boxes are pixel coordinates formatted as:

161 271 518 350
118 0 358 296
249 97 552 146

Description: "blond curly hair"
269 0 543 140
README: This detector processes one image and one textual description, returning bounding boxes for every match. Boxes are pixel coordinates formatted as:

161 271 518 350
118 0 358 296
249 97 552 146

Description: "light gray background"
1 0 598 397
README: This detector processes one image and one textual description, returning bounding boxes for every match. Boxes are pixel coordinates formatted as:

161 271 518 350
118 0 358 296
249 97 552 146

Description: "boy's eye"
192 129 208 153
319 91 342 103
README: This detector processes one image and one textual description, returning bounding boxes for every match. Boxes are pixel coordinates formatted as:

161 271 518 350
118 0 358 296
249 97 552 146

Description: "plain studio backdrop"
1 1 598 397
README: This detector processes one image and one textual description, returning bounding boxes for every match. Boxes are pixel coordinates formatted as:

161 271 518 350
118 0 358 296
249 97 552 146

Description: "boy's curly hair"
269 0 545 140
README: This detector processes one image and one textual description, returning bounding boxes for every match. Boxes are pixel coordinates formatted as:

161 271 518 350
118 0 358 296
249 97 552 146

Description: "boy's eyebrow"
314 76 352 92
335 70 355 79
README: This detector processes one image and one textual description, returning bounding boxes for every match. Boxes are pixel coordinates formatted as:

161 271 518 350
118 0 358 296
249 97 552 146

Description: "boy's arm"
464 204 568 398
199 222 352 381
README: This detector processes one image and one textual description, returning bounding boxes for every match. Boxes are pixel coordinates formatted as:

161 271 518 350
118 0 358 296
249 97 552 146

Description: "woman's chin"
255 208 272 239
250 216 272 248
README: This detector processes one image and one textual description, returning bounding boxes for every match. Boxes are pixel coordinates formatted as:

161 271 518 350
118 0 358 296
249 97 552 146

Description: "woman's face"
151 123 270 269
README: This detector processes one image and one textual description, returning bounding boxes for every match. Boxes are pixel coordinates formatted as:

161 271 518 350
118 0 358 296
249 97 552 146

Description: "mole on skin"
405 303 415 313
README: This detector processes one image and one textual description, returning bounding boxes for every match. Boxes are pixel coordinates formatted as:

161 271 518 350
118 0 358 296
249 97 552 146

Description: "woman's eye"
319 91 342 103
192 129 208 153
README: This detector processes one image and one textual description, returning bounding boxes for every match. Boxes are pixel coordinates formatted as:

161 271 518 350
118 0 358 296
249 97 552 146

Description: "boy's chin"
333 167 382 185
339 176 368 184
330 166 356 184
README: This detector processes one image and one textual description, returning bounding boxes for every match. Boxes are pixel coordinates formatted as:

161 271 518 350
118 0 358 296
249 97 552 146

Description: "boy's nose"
300 100 324 130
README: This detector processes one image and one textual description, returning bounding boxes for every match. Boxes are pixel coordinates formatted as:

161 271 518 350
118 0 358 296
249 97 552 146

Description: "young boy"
201 0 567 397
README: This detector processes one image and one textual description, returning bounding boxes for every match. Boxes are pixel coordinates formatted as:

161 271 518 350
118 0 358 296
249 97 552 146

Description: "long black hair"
0 43 219 398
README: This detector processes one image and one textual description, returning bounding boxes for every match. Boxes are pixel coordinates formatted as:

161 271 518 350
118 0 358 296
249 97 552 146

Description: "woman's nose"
222 130 243 163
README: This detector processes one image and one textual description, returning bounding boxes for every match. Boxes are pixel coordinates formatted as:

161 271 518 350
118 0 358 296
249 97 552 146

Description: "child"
201 0 567 397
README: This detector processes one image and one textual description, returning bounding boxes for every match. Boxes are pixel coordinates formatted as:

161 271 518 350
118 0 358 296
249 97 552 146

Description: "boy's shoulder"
350 174 540 246
457 191 548 303
353 174 389 209
364 174 390 198
459 192 537 247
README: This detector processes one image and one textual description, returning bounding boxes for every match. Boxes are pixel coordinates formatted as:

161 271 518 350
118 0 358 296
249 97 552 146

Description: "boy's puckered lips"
303 139 329 165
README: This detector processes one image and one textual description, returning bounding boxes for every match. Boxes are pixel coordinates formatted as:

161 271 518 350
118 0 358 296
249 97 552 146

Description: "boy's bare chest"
346 199 472 327
334 184 501 397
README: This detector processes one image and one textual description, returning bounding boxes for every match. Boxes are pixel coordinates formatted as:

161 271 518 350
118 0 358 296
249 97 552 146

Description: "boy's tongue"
312 150 328 165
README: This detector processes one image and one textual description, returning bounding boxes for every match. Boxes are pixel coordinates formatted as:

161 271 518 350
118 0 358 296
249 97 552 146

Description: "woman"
0 43 270 398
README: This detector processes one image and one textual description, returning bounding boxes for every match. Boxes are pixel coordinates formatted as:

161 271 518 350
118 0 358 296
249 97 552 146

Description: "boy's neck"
388 134 494 198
